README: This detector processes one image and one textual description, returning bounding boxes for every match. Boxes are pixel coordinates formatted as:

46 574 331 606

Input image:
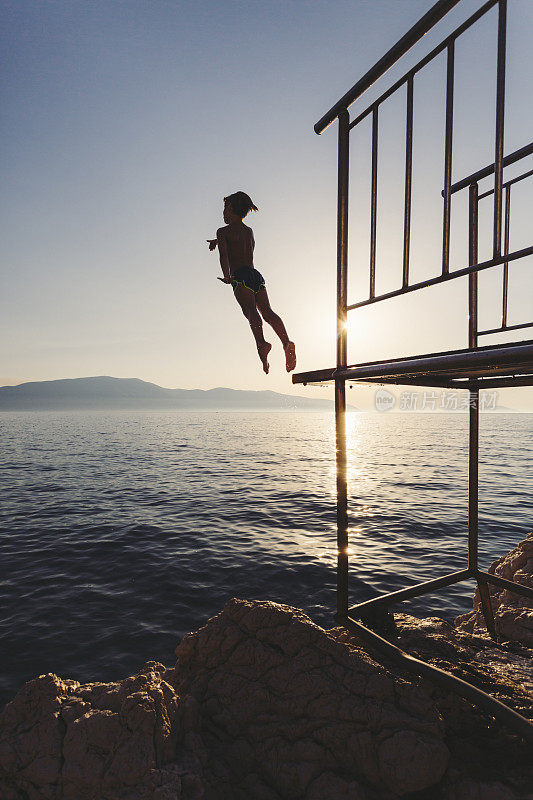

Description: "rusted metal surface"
336 110 350 618
293 340 533 385
468 183 480 611
493 0 507 258
349 569 471 610
502 184 511 328
370 107 378 299
402 77 413 288
442 41 455 275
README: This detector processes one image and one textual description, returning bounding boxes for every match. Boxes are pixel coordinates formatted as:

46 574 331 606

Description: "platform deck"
292 339 533 389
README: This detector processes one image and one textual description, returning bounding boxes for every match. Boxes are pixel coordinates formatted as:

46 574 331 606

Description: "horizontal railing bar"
475 569 533 600
349 569 471 610
352 335 529 365
296 372 533 388
478 166 533 199
478 321 533 337
294 368 337 384
335 350 533 383
338 368 531 383
315 0 462 134
355 374 533 388
293 338 533 385
466 375 533 388
340 616 533 744
348 0 497 132
346 372 533 388
347 245 533 311
448 141 533 196
351 375 459 388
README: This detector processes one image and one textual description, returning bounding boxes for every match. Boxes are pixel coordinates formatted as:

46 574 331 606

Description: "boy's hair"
223 191 258 219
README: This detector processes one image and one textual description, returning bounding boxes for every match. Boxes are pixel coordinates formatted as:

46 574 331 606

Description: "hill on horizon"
0 376 354 411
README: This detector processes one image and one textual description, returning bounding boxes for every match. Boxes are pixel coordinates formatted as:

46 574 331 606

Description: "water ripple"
0 410 531 708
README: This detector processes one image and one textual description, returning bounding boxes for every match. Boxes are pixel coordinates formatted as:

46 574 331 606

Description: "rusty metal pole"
336 110 349 619
370 106 378 298
468 183 479 572
402 76 413 288
493 0 507 258
442 40 455 275
469 182 496 638
502 184 511 328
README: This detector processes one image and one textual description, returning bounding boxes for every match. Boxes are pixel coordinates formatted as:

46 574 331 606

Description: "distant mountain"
0 376 355 411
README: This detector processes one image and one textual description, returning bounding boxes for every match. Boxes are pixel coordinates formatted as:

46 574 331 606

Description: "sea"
1 410 531 709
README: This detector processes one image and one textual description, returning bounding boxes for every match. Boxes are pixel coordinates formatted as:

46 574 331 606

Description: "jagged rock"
1 601 451 799
373 614 533 798
170 598 449 798
0 662 205 799
455 533 533 645
1 585 531 800
389 613 533 718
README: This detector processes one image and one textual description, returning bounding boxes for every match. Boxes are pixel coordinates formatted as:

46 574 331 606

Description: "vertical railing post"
369 106 379 298
493 0 507 257
468 183 479 574
469 182 496 638
403 76 414 288
502 184 511 328
442 40 455 274
336 110 349 619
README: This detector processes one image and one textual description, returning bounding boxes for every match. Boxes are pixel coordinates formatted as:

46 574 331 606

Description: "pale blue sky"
1 0 532 408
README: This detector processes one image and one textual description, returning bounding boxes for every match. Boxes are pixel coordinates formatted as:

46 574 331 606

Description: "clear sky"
1 0 532 409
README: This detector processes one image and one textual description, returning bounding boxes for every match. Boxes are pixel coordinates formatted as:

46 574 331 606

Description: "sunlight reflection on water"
0 409 531 706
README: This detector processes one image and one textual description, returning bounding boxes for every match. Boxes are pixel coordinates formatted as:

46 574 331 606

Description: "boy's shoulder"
217 222 253 237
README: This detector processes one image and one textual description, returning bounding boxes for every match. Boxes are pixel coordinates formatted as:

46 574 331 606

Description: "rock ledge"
1 535 532 800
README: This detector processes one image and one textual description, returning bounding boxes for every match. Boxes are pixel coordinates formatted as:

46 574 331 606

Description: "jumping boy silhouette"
207 191 296 374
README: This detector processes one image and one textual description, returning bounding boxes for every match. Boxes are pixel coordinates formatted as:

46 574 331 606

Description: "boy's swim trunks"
231 266 266 295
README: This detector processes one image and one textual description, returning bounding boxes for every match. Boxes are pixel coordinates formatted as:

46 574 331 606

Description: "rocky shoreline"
1 534 531 800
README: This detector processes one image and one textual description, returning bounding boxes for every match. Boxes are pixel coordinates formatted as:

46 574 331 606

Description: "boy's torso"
222 222 254 269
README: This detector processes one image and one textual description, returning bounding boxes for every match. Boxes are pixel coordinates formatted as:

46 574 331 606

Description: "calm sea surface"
1 410 531 708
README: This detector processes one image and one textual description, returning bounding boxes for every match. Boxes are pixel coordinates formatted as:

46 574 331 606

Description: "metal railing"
297 0 533 743
457 152 533 338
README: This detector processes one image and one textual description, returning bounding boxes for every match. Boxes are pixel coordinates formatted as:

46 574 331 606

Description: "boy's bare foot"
284 341 296 372
258 342 272 374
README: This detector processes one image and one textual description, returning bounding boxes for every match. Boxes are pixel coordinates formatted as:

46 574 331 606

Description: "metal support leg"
468 182 496 639
469 386 496 638
336 379 348 617
477 575 497 639
468 387 479 573
468 182 479 575
336 110 350 618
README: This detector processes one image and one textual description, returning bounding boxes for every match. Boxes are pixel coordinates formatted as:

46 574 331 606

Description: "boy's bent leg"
256 288 296 372
255 288 289 346
234 285 265 345
234 285 271 373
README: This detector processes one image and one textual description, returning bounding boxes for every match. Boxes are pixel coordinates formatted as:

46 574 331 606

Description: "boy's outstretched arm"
216 227 232 283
